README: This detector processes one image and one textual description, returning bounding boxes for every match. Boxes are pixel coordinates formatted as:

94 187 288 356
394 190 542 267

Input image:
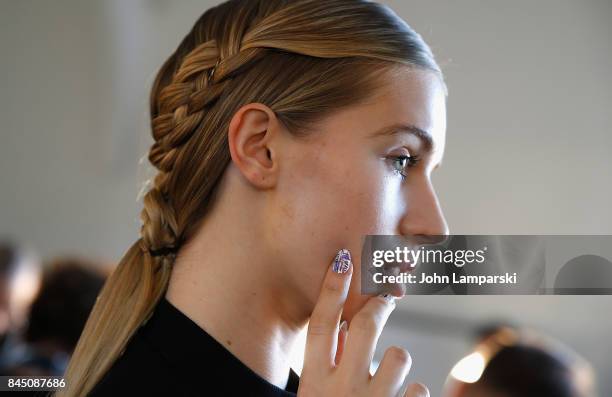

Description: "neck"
165 175 308 389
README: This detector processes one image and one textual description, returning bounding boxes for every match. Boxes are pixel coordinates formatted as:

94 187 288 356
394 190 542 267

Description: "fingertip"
376 293 397 306
405 382 430 397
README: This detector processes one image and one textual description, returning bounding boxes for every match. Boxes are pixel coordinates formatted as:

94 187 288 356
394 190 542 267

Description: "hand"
298 248 429 397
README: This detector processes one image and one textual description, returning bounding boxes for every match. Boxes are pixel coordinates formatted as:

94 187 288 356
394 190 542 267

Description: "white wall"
1 0 611 395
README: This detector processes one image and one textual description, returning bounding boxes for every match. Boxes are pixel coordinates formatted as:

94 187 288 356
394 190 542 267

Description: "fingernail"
339 320 348 332
332 248 351 274
378 293 396 304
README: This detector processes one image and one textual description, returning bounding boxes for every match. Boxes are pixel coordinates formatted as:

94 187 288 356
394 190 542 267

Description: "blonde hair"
58 1 443 395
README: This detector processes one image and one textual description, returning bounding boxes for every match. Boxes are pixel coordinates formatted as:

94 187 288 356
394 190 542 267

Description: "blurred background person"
443 325 597 397
0 242 42 371
0 257 108 376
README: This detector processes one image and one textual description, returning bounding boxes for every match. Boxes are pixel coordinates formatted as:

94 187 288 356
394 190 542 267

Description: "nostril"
420 234 447 244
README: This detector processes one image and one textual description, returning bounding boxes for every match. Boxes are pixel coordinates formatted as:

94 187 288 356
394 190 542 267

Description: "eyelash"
391 154 420 181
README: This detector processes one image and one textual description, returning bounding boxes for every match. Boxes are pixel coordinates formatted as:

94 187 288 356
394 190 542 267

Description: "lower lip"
389 283 406 298
399 260 414 273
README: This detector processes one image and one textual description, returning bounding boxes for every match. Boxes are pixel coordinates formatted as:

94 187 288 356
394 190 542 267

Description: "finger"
339 294 396 378
370 346 412 396
334 320 348 366
404 382 430 397
303 248 353 376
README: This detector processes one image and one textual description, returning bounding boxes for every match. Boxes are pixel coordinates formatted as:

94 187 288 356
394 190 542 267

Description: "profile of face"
224 66 448 322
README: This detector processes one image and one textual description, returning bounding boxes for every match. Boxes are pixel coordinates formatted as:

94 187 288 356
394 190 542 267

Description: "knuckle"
351 312 378 333
322 277 342 294
385 346 411 366
296 384 320 397
307 320 336 336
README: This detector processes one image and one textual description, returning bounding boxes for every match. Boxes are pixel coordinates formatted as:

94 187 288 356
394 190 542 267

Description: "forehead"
370 67 447 133
312 67 447 157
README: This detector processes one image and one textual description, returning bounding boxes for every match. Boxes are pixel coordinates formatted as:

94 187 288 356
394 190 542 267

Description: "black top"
88 297 300 396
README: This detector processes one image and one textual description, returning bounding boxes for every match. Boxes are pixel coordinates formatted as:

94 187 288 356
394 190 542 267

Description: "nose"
399 177 449 237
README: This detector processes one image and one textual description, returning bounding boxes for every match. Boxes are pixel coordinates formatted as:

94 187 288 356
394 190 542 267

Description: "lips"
378 259 414 275
369 262 409 299
399 258 415 273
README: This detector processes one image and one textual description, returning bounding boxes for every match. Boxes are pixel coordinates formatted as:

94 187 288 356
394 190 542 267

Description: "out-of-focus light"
450 351 486 383
9 247 42 327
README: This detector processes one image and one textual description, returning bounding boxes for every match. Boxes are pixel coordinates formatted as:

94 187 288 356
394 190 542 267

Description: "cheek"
299 160 397 241
341 165 405 236
332 165 406 319
273 147 405 311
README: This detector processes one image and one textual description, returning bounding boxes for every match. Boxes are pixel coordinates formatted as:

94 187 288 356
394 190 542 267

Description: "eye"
391 154 420 181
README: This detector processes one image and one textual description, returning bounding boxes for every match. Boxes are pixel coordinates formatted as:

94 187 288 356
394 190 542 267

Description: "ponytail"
55 240 173 396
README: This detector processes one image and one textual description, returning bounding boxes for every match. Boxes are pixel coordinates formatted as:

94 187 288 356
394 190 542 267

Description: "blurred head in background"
0 242 41 344
24 257 108 353
0 257 107 376
445 326 596 397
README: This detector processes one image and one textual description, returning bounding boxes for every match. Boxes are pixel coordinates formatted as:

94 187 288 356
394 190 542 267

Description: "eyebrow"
367 123 435 153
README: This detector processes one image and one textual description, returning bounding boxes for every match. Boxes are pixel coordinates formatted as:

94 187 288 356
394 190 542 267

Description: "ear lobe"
227 103 279 189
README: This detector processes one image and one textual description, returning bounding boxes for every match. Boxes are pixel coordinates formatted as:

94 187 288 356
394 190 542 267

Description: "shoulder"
87 331 194 397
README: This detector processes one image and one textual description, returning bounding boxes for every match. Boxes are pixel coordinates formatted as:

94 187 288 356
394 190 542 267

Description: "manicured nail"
379 293 396 304
332 248 351 273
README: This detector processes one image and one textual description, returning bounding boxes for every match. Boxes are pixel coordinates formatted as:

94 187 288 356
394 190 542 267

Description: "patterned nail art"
333 248 351 273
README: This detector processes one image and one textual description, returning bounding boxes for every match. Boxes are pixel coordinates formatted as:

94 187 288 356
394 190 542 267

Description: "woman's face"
269 67 448 321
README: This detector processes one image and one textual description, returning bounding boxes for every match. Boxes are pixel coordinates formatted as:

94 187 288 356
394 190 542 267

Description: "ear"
227 103 280 189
